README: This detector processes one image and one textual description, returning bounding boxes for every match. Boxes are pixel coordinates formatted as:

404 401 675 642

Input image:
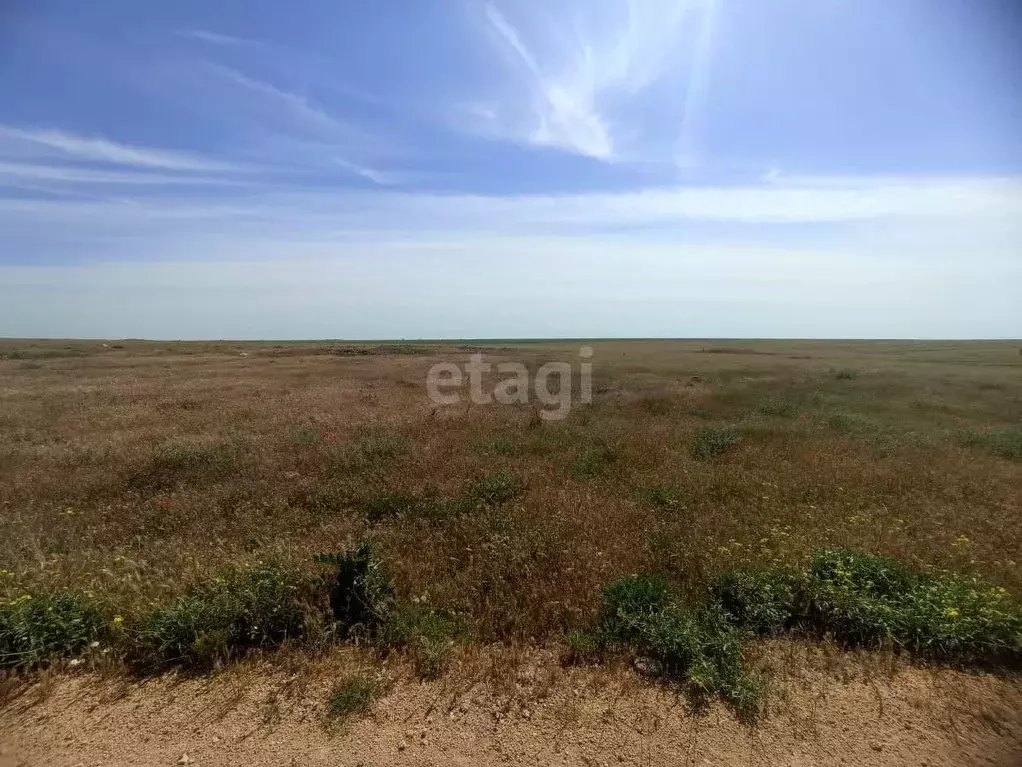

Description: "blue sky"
1 0 1020 339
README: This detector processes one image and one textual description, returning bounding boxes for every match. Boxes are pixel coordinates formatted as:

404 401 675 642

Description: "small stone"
177 754 195 765
398 741 408 752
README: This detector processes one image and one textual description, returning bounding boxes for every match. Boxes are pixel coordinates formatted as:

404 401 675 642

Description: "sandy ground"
2 652 1021 767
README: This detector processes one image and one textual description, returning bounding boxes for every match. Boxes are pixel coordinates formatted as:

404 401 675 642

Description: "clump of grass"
386 609 462 679
292 427 324 446
326 673 381 724
0 592 106 669
315 541 395 639
358 491 421 523
825 412 874 435
957 426 1022 461
638 484 687 513
713 548 1022 664
130 564 309 672
756 396 797 418
570 441 618 479
835 369 859 381
349 429 407 468
127 438 243 490
596 574 764 717
466 470 523 506
638 394 673 416
565 630 603 664
480 437 522 456
690 425 743 460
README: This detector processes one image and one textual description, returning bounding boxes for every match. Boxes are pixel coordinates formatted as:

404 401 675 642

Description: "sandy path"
2 656 1020 767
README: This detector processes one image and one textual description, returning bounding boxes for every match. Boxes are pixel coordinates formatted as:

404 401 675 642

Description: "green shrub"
690 425 743 460
597 574 762 716
315 542 395 639
131 564 307 672
0 592 105 669
835 369 858 381
326 674 379 723
714 548 1022 664
466 470 524 506
712 568 804 635
807 548 1021 660
638 484 687 513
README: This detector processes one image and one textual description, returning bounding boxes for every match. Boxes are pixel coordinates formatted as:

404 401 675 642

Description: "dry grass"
1 338 1020 655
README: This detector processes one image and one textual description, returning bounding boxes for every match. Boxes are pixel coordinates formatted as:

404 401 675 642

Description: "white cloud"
470 1 715 162
0 125 236 172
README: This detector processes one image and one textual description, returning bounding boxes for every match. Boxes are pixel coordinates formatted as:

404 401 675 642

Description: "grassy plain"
0 338 1020 692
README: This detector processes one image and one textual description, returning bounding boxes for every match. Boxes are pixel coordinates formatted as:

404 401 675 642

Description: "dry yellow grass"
1 338 1020 644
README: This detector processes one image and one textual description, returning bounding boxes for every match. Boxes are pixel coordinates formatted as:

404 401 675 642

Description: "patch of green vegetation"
130 564 308 672
0 592 106 669
480 437 522 456
358 491 422 523
466 470 524 506
565 630 603 664
711 568 806 635
386 609 463 679
690 425 743 460
595 574 764 717
957 426 1022 461
713 548 1022 664
326 674 381 723
570 441 618 479
315 542 395 640
756 396 797 418
349 429 407 468
834 369 859 381
638 484 687 513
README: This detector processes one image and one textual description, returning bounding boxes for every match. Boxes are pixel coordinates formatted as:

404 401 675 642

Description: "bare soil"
2 654 1020 767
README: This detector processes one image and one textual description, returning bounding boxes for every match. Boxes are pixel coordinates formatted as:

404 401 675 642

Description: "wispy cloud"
469 1 714 163
0 125 237 172
0 161 247 187
5 174 1019 234
178 29 259 47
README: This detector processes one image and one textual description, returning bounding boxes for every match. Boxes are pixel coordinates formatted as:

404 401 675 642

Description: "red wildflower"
159 498 173 510
322 431 338 441
799 413 809 421
980 424 991 432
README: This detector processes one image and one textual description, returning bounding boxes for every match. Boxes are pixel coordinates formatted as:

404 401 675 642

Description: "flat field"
1 338 1021 765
